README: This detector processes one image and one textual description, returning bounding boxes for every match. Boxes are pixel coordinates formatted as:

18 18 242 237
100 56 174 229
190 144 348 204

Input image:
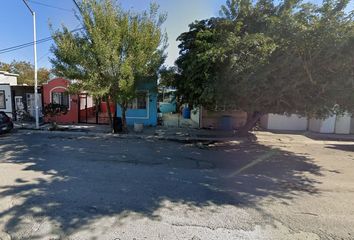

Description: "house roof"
0 71 19 77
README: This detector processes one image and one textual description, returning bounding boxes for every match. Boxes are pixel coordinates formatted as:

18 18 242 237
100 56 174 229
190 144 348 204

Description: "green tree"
50 0 166 132
0 60 50 85
175 0 354 135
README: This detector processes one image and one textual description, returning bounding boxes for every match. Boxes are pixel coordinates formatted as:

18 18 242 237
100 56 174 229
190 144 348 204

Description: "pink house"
42 78 79 124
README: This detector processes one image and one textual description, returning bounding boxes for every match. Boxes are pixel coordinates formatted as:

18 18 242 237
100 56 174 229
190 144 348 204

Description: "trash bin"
182 107 191 119
219 115 233 131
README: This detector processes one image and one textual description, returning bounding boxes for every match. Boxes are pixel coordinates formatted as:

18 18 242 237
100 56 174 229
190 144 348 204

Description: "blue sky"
0 0 224 68
0 0 351 69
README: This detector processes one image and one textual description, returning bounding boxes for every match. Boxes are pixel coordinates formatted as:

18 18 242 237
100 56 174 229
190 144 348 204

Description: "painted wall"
261 114 308 131
116 82 158 126
201 109 247 129
42 78 79 124
335 114 352 134
190 107 200 127
11 86 41 121
0 84 13 117
0 71 18 86
309 116 336 134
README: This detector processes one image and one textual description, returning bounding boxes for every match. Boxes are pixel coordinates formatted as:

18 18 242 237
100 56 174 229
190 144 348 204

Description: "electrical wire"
0 28 84 55
27 0 74 13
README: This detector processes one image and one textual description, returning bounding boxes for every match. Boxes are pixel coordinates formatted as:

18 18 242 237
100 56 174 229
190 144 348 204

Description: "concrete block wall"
261 114 308 131
262 113 354 135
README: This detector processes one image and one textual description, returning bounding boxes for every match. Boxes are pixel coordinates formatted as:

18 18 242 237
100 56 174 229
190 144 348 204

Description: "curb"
15 128 240 143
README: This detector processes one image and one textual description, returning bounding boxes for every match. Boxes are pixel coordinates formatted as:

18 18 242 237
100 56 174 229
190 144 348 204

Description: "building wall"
351 116 354 134
0 84 13 117
335 114 352 134
201 109 247 129
261 114 308 131
0 72 18 86
116 82 158 126
42 78 79 124
309 116 336 134
190 107 200 127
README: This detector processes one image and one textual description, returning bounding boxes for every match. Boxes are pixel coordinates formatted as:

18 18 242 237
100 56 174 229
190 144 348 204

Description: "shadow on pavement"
0 133 322 238
325 144 354 153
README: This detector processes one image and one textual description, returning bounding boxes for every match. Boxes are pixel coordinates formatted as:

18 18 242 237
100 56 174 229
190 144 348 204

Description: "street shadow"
325 144 354 153
0 132 322 239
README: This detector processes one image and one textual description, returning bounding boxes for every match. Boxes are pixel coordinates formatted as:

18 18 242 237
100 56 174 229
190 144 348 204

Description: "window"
128 91 148 109
0 90 5 109
51 92 69 108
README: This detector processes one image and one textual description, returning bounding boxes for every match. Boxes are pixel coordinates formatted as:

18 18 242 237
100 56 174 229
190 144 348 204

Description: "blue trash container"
219 115 233 131
182 107 191 119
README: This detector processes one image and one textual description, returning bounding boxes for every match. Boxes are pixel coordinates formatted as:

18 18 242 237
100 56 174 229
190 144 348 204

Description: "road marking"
228 150 277 177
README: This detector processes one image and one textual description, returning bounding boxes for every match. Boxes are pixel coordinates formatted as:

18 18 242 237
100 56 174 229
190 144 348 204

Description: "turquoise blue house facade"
116 82 158 126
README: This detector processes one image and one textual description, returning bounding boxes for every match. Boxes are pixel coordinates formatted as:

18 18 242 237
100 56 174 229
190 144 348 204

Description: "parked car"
0 111 14 134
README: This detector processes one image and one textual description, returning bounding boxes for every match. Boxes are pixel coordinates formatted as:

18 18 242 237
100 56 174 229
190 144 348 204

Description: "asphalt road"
0 131 353 240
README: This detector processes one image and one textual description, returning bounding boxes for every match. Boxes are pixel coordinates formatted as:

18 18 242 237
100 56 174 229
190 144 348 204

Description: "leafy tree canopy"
50 0 167 131
0 60 51 85
175 0 354 121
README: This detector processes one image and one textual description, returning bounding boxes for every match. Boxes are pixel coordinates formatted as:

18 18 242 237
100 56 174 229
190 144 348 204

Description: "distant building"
0 71 18 86
0 71 19 117
0 71 43 121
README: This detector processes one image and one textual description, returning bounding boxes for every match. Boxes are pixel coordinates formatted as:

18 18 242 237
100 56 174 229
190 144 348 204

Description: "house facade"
0 84 13 117
116 82 158 126
42 78 79 124
0 71 19 118
11 85 43 121
0 71 44 120
0 71 18 86
43 78 158 126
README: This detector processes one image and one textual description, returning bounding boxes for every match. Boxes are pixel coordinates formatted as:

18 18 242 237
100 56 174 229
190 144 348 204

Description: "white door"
27 93 43 118
15 96 24 111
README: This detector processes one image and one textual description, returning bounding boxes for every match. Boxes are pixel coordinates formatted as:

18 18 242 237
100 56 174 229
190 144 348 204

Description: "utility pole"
22 0 39 129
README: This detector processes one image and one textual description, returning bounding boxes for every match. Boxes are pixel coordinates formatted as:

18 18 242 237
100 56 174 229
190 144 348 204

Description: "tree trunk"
237 111 263 136
121 105 128 133
105 96 113 132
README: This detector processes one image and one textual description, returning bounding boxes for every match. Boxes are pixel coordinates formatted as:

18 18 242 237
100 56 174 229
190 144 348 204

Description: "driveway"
0 131 353 240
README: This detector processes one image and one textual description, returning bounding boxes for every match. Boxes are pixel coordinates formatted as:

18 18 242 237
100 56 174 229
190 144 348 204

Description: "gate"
78 93 110 125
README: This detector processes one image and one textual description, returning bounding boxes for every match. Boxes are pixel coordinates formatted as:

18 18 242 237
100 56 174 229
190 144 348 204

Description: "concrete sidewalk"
14 122 238 142
13 121 354 143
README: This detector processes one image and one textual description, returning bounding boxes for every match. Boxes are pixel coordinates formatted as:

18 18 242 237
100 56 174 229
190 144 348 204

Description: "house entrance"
78 93 111 125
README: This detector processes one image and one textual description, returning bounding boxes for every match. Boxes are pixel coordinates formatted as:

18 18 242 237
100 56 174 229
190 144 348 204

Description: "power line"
0 37 53 54
27 0 74 13
0 28 84 55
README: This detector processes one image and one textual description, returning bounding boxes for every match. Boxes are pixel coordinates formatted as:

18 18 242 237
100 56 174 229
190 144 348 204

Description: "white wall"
191 107 200 127
309 116 336 134
0 72 18 86
335 114 352 134
262 114 308 131
261 113 354 135
0 84 13 117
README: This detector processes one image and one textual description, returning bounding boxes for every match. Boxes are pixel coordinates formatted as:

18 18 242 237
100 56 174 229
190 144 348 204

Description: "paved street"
0 131 353 240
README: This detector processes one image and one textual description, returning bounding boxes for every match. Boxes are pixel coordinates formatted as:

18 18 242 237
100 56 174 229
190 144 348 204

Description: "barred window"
128 91 148 109
52 92 69 107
